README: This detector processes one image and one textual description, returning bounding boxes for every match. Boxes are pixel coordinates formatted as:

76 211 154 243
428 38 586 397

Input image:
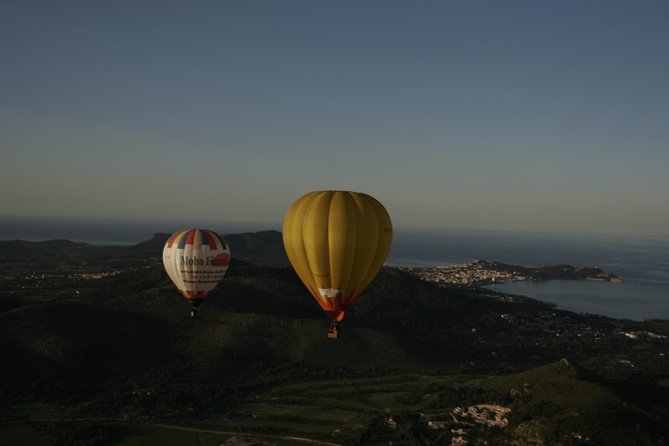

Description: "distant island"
397 259 622 287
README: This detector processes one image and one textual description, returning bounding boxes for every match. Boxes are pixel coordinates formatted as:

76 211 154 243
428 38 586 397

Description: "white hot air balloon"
162 228 231 316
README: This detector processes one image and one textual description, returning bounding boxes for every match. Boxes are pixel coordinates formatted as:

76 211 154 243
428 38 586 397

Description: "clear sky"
2 1 668 237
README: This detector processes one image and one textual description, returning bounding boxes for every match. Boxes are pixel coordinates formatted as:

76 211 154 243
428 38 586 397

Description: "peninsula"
397 259 622 287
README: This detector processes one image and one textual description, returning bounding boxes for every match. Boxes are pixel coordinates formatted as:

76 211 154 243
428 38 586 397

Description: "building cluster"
397 262 528 286
424 404 512 445
621 330 667 340
503 311 669 343
500 311 608 339
6 270 122 282
71 271 122 280
6 264 161 287
396 260 621 288
452 404 511 428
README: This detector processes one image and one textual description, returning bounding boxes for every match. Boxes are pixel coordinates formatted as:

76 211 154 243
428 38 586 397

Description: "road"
14 418 343 446
148 422 343 446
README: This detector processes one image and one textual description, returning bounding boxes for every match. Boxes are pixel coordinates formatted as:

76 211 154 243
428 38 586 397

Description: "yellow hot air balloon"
283 191 392 338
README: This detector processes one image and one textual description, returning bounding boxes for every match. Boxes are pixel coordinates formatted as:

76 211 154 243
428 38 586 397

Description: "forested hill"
124 230 289 265
0 229 288 266
1 232 668 445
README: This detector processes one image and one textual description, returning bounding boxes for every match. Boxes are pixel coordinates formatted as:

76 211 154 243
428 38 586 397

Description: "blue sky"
2 1 668 236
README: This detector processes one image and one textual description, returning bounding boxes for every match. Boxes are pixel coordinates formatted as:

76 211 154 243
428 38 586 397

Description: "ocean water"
0 216 277 246
389 228 669 321
483 280 669 321
1 217 668 320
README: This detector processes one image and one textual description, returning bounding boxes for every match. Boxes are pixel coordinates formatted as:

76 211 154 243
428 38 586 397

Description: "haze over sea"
2 216 668 321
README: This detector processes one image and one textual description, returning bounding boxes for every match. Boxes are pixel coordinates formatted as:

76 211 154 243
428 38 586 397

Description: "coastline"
395 260 669 321
395 260 622 288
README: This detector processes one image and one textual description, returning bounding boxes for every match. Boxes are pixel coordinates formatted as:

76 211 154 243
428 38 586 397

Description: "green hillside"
470 360 665 445
1 234 668 445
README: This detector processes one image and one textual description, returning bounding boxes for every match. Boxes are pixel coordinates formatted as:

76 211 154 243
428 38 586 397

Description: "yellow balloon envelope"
283 191 393 323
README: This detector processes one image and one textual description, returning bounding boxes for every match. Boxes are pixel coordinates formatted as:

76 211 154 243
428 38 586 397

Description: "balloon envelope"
283 191 392 322
162 228 231 307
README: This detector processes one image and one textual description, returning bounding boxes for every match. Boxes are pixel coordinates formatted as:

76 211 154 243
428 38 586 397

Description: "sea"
1 216 668 321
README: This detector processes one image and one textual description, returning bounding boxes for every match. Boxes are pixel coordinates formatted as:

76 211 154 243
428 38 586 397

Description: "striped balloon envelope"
162 228 231 316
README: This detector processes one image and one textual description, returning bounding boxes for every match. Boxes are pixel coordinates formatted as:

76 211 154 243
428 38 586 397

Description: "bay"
484 280 669 321
1 217 668 320
388 228 669 321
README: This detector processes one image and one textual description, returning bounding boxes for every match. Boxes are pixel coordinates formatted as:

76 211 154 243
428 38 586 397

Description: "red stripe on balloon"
204 230 218 249
167 230 184 248
185 229 196 246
